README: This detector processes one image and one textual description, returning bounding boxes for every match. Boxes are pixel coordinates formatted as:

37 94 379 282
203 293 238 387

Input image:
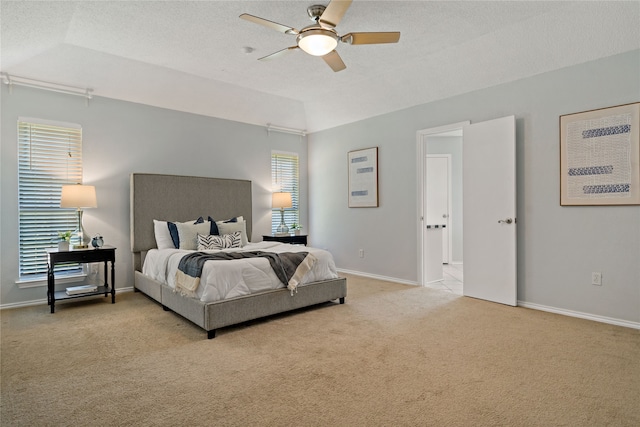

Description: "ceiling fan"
239 0 400 72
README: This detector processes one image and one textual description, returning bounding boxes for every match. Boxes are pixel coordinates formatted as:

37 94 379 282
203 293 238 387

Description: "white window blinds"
271 152 300 234
18 118 83 278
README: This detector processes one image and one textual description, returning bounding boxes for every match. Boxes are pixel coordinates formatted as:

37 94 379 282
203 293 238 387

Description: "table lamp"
60 184 97 248
272 192 292 234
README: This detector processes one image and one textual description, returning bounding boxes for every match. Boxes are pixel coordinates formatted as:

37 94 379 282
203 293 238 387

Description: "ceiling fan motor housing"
307 5 326 21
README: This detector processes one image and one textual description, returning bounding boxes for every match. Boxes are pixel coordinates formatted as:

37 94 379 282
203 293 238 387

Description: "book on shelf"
65 285 98 295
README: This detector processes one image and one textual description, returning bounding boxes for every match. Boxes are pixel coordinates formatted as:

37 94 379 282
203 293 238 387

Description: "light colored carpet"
1 273 639 426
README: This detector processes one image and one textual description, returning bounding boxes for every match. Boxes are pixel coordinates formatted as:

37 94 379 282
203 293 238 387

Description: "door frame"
416 121 469 286
426 154 452 264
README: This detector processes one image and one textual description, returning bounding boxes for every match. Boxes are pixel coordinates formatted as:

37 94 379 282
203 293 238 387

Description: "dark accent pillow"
168 217 204 248
207 216 220 235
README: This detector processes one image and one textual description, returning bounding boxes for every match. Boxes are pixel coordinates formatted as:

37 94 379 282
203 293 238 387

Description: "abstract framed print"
348 147 378 208
560 102 640 205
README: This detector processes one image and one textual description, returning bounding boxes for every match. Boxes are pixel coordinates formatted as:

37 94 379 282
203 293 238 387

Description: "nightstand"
263 234 308 246
46 246 116 313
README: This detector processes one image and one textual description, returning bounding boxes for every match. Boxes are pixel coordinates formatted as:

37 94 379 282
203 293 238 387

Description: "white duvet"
142 241 339 303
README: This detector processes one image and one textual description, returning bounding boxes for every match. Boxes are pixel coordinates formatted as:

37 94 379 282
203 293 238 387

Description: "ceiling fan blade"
341 32 401 45
322 50 346 72
239 13 299 35
258 46 299 61
319 0 353 29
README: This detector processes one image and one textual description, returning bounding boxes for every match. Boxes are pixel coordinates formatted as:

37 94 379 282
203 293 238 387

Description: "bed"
130 173 347 339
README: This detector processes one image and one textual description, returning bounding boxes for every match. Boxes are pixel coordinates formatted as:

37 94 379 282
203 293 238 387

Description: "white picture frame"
348 147 378 208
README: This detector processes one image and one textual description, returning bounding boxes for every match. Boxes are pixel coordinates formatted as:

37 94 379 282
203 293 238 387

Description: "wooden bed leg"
339 297 345 304
207 329 216 339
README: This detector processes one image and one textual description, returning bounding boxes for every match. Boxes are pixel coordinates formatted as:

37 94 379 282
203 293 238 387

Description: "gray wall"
308 50 640 324
0 87 308 306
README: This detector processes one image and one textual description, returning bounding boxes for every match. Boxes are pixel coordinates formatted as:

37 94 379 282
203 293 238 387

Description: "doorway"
417 121 468 293
425 135 464 294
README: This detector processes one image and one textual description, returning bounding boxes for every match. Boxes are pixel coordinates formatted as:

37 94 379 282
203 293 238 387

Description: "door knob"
498 218 513 224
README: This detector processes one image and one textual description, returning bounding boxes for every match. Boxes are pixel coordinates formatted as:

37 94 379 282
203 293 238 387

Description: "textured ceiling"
1 1 639 132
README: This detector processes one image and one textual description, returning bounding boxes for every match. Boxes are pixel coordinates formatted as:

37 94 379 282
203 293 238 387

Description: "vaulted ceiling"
2 1 638 133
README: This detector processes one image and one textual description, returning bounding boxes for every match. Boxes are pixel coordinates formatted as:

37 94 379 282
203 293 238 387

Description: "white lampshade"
272 192 292 209
297 30 338 56
60 184 97 208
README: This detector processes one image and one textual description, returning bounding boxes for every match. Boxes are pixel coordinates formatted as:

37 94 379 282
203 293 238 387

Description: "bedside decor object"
91 234 104 248
66 284 98 295
348 147 379 207
290 223 303 235
57 231 72 251
560 102 640 206
272 191 292 234
60 184 97 248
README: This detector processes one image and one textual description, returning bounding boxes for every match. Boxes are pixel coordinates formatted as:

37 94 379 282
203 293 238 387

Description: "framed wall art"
348 147 378 208
560 102 640 206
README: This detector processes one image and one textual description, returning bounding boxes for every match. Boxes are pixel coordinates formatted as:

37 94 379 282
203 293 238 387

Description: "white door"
462 116 517 306
426 155 450 263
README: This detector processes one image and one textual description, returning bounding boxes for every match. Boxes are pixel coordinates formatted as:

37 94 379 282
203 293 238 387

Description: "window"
271 151 299 234
18 118 83 280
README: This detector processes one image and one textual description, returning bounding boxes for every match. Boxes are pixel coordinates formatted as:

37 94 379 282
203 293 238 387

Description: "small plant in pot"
290 223 303 235
57 231 72 251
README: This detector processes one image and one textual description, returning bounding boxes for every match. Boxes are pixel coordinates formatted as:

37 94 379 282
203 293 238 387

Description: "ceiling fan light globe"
297 30 338 56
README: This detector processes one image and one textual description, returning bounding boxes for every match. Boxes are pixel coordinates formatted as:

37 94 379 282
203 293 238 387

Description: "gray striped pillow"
197 232 242 250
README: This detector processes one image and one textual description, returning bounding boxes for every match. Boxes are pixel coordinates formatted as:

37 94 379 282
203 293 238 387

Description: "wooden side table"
46 246 116 313
263 234 308 246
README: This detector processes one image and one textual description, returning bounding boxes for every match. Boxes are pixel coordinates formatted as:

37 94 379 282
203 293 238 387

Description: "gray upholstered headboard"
130 173 252 271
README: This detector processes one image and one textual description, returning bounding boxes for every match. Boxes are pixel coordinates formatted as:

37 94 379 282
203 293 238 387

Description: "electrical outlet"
591 272 602 286
359 249 364 258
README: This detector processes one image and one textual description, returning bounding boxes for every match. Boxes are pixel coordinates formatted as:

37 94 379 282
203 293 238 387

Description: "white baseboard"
518 300 640 330
0 287 135 310
336 268 418 286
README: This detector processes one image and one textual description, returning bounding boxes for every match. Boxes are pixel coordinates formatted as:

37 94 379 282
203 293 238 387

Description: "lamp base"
276 208 289 234
73 209 92 249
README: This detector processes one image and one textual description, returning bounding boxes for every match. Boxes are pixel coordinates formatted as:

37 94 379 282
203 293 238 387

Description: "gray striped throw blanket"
175 251 317 298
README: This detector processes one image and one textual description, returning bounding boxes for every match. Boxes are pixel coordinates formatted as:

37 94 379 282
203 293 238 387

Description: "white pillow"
153 219 174 250
217 220 248 247
215 215 243 227
176 221 211 250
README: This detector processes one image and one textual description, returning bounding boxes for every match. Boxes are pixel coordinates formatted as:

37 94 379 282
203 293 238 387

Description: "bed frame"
130 173 347 339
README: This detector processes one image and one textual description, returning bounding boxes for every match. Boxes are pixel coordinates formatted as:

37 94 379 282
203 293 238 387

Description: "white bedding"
142 241 339 302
